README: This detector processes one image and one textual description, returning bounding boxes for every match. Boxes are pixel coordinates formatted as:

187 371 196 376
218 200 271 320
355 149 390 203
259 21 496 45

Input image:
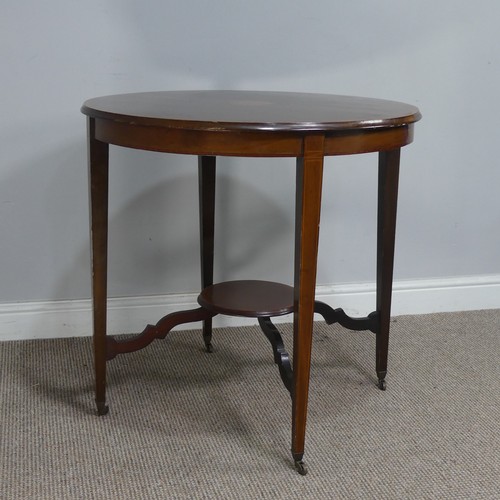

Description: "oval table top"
82 90 421 133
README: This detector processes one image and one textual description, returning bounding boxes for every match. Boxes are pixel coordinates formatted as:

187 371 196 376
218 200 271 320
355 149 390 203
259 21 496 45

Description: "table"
81 90 421 474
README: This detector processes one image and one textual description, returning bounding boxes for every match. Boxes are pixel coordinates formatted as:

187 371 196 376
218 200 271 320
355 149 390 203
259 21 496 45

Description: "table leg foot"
96 401 109 416
377 371 387 391
294 459 308 475
203 318 213 353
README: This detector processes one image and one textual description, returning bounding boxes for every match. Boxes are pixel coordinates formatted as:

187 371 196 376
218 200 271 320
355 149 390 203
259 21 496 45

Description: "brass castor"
294 460 308 475
96 402 109 416
377 379 387 391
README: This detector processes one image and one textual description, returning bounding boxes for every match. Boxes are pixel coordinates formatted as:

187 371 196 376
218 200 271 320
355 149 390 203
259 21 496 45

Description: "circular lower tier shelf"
197 280 294 318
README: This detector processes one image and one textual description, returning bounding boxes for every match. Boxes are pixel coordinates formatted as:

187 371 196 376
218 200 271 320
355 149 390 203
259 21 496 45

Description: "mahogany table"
82 90 421 475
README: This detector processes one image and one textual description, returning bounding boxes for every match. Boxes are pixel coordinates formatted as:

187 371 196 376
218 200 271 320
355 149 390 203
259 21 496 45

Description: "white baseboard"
1 275 500 341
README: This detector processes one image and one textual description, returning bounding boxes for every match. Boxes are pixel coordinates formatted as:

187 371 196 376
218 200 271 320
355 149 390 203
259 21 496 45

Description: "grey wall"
1 0 499 303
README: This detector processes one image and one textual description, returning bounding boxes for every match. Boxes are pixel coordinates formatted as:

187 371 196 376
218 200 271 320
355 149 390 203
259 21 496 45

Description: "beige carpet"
1 310 499 499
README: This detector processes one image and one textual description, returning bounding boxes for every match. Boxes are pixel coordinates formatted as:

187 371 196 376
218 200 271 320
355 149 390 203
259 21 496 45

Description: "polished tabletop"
81 90 421 133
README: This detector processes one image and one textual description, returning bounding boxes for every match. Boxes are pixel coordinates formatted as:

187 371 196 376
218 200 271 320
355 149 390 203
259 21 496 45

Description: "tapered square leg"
292 135 325 474
375 148 401 390
198 156 216 352
88 117 110 415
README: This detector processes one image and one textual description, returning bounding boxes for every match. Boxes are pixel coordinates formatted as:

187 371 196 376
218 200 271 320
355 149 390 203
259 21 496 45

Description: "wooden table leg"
88 117 110 416
198 155 216 352
292 135 325 475
375 148 401 390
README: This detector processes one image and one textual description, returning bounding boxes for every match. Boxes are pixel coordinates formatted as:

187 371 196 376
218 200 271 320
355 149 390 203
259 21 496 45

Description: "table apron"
93 119 414 157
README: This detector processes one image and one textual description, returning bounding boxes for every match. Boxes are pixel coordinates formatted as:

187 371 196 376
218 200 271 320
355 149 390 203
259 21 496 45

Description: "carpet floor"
1 309 499 499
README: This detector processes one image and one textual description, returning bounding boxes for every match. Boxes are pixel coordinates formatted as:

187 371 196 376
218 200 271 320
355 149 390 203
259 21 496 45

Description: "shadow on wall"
106 172 291 298
57 155 294 302
0 136 293 304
